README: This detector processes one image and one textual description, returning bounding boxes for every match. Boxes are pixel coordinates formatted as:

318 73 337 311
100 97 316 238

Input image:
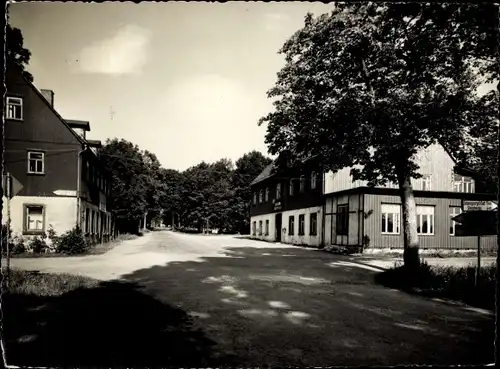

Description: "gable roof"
8 62 86 147
250 163 275 186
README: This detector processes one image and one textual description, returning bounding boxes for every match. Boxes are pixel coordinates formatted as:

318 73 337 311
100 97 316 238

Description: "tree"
231 151 273 233
98 139 164 234
7 24 34 82
258 3 497 269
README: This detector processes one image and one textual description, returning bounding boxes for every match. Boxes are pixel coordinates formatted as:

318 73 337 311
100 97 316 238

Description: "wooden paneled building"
250 145 497 250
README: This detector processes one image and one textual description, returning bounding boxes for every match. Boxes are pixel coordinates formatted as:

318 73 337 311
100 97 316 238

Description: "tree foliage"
6 24 34 82
258 3 498 268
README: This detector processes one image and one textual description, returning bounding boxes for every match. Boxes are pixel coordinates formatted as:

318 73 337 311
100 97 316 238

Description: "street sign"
453 211 497 236
2 174 23 199
463 200 498 212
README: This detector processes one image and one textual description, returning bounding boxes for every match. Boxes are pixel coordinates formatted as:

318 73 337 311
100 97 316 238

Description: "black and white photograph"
1 1 498 367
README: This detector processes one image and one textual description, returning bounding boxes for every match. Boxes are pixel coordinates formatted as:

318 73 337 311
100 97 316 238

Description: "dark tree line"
98 138 272 234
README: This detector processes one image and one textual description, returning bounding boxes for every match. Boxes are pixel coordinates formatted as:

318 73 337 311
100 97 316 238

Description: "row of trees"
98 138 272 234
259 3 498 269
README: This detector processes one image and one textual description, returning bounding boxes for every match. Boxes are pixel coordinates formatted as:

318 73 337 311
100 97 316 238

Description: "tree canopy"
6 24 34 82
258 3 498 268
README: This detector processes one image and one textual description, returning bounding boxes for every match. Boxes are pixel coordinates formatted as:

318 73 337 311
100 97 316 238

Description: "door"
275 213 282 242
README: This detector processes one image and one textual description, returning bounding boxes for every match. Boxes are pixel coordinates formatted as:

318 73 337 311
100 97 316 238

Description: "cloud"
76 24 151 75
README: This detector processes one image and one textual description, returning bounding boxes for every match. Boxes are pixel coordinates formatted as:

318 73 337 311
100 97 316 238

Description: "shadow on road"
3 281 218 367
4 245 495 367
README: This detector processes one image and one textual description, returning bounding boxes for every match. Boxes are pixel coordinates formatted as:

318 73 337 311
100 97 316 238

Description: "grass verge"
375 261 496 310
5 268 100 296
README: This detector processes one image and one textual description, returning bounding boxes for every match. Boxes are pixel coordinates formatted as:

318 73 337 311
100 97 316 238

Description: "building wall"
324 193 364 247
324 192 497 250
363 194 497 250
250 206 323 247
250 214 277 242
2 195 77 237
323 144 474 194
280 206 323 247
5 66 82 197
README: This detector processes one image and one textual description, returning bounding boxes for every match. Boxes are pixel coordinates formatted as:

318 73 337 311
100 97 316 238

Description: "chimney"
41 89 54 107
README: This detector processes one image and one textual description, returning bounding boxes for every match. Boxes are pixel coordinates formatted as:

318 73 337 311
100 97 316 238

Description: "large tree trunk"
396 167 420 270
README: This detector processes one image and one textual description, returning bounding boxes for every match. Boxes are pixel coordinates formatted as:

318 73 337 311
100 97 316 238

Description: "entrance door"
275 213 282 242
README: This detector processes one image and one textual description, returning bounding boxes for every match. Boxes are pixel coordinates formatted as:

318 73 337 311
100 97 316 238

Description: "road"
5 231 495 366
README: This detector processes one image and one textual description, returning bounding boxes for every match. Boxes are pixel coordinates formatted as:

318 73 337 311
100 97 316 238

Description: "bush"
56 227 89 255
29 235 48 254
11 236 26 254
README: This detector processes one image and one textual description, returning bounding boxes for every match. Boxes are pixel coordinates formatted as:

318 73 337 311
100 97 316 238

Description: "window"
27 151 44 174
336 204 349 235
381 204 401 234
288 216 295 235
91 210 95 234
289 179 294 196
421 175 432 191
265 187 270 202
310 213 318 235
253 192 257 204
258 220 263 235
252 221 256 236
276 183 281 199
299 176 305 193
311 172 317 189
24 205 45 234
453 174 474 193
298 214 305 235
417 205 435 235
259 190 263 203
450 206 462 236
85 208 90 233
265 219 269 235
6 96 23 120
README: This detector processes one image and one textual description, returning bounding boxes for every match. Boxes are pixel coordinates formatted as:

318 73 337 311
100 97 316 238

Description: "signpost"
453 200 498 286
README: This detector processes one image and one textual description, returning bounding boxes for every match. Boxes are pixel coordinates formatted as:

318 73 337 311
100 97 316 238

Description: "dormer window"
6 96 23 120
453 174 474 193
299 175 305 193
311 171 317 189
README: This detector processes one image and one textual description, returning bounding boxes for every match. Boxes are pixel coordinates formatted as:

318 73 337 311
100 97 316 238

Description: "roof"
8 63 87 148
86 140 102 148
250 162 275 186
66 119 91 131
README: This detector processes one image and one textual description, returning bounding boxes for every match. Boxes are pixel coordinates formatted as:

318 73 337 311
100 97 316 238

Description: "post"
5 173 11 287
475 235 481 286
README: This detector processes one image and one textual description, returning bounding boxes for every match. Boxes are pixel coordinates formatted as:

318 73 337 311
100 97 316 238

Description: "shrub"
11 236 26 254
29 236 48 254
56 227 89 255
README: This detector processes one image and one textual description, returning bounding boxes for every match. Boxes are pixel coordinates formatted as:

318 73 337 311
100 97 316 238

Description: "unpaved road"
5 231 495 366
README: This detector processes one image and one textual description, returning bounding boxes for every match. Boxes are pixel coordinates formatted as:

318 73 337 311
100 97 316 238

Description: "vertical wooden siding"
364 194 497 249
325 194 362 246
323 144 475 195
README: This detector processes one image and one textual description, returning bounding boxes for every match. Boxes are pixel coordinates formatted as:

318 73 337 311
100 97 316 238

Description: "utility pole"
4 173 11 288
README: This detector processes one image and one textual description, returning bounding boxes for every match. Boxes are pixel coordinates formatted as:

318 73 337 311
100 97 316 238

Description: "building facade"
250 145 497 250
3 64 115 244
250 159 324 247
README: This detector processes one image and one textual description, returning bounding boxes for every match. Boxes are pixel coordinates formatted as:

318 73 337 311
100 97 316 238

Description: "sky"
8 1 336 171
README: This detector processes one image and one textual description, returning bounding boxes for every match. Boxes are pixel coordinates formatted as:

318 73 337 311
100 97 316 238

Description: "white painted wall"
280 206 323 247
250 214 276 242
2 195 77 237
